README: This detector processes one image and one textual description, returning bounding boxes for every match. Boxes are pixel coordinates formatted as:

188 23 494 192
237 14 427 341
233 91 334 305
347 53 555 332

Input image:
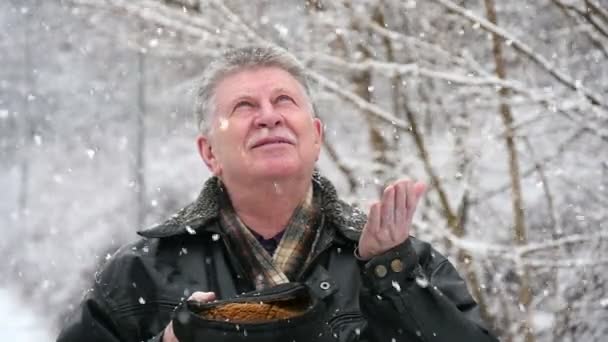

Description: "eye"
233 100 253 111
275 94 295 104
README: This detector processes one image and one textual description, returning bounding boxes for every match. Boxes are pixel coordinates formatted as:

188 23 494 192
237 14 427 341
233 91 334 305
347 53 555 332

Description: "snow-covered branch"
427 220 608 268
70 0 217 35
433 0 608 110
304 53 523 89
306 69 409 129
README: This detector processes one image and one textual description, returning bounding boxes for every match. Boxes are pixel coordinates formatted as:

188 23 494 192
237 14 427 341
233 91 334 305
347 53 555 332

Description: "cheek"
306 121 322 144
215 127 249 158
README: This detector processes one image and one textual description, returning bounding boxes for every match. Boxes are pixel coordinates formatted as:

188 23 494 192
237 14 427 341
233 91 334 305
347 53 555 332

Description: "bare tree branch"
551 0 608 58
304 52 524 88
434 0 608 110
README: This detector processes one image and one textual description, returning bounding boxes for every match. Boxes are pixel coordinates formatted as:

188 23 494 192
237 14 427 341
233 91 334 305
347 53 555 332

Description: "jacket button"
390 259 404 272
319 281 331 290
374 265 388 278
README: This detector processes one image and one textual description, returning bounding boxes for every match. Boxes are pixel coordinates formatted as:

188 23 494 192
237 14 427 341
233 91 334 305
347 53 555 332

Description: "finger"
406 182 426 223
414 182 427 199
380 185 395 240
188 291 216 303
380 185 395 227
366 202 381 235
394 180 408 233
405 180 414 208
359 203 381 260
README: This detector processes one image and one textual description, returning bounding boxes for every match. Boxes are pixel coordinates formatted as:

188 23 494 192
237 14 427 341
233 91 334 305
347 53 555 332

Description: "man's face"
197 67 323 183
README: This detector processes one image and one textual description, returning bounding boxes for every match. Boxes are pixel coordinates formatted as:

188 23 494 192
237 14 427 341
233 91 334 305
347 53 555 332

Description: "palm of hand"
358 179 426 260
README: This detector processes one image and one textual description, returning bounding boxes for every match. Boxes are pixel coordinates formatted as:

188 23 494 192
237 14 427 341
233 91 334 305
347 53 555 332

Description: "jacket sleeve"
57 282 166 342
358 238 498 342
56 286 124 342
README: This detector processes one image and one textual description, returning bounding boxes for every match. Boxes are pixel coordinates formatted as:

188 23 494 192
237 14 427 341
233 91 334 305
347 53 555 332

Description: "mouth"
251 137 295 149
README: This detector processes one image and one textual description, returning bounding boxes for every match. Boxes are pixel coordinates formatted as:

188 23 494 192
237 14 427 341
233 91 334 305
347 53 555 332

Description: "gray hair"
194 45 315 134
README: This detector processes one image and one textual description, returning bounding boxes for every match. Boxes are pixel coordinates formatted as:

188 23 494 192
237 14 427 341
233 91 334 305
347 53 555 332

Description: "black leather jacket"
57 175 498 342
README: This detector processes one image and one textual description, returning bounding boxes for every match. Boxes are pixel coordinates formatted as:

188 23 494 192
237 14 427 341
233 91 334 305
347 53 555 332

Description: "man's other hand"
162 292 216 342
358 179 426 260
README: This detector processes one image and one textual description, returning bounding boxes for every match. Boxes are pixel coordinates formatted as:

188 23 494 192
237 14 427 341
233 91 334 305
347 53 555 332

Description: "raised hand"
358 179 426 260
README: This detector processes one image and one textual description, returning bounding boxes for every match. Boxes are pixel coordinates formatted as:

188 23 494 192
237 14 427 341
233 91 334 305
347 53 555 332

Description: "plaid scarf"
219 184 321 290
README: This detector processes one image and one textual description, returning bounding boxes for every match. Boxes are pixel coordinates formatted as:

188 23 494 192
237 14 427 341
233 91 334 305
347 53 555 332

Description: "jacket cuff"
360 239 418 293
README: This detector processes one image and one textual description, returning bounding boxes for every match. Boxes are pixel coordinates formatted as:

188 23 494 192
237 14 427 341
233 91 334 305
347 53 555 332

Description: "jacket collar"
138 172 366 242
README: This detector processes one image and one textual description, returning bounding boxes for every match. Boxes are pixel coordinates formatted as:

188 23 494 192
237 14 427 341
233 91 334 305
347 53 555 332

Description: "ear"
312 118 324 161
197 135 222 176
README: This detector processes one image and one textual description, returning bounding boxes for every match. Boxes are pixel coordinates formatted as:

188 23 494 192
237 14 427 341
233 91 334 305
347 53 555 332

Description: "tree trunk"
134 48 147 229
18 0 35 229
483 1 535 341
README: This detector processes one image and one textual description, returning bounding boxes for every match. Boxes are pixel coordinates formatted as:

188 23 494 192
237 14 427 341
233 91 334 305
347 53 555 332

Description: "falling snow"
391 280 402 292
1 1 606 341
415 275 429 289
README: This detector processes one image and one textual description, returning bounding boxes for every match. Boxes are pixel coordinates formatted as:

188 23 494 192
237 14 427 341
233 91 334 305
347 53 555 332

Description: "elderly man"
58 46 497 342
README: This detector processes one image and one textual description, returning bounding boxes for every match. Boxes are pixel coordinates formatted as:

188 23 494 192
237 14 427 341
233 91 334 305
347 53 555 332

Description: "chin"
251 159 303 179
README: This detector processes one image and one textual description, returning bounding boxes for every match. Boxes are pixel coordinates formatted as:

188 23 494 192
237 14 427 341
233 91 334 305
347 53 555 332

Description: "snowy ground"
0 287 54 341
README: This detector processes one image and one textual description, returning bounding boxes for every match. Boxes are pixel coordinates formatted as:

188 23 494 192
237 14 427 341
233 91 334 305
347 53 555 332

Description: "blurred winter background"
1 0 607 341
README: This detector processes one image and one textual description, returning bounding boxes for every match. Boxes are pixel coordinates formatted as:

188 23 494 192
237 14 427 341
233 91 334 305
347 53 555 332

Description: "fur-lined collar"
138 172 366 242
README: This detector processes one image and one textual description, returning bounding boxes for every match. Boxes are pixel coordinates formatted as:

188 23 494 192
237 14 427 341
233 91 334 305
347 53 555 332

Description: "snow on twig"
69 0 220 41
306 69 409 129
306 54 608 143
418 218 608 268
433 0 608 110
304 53 522 88
520 231 608 256
209 0 265 42
363 18 477 68
524 258 608 268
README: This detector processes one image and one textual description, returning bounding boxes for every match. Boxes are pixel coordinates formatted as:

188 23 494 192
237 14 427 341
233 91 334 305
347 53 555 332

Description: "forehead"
214 66 306 103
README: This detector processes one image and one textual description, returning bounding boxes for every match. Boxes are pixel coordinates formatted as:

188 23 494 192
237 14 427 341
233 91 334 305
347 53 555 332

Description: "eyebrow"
272 87 295 96
230 94 255 105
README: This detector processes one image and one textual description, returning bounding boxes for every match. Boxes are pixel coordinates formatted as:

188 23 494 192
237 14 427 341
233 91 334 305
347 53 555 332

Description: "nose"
254 101 284 128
